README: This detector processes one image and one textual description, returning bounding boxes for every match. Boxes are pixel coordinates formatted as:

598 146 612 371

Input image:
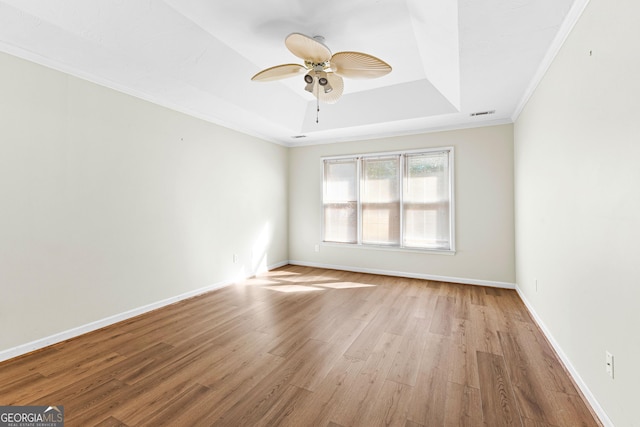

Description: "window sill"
320 242 456 256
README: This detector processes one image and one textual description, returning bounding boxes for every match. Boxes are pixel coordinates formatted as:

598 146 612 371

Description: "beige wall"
514 0 640 425
289 125 515 286
0 51 288 353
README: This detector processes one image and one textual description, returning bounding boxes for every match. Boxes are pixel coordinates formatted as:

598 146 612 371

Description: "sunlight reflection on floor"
273 275 338 283
262 284 324 293
241 278 281 286
261 281 377 293
260 271 301 277
318 282 376 289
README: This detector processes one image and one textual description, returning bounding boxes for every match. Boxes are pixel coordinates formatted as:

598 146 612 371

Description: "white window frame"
321 147 455 254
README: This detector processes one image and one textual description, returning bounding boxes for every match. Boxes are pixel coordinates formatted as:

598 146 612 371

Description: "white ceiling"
0 0 582 146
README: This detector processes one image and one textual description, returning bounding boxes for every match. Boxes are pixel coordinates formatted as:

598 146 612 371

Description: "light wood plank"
444 382 483 427
429 295 455 335
476 351 522 427
406 332 451 425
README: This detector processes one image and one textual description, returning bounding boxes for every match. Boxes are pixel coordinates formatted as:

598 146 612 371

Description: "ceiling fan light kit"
251 32 392 111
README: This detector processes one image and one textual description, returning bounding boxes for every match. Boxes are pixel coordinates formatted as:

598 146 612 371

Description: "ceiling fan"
251 33 392 104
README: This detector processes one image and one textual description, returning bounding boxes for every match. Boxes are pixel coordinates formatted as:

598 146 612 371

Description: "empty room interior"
0 0 638 426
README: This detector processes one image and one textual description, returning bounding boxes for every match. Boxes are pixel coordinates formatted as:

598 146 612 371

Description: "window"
361 156 400 245
403 152 451 249
322 148 454 251
323 159 358 243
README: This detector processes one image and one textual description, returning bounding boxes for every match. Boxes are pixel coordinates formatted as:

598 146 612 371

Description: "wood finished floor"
0 265 600 427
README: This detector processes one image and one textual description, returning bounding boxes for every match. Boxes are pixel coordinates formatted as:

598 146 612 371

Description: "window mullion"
399 154 405 248
356 157 363 245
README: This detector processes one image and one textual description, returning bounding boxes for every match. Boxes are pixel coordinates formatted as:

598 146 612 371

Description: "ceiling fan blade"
251 64 307 82
285 33 331 63
330 51 392 79
317 73 344 104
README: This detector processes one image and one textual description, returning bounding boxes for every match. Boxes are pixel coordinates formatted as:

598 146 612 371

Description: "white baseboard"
0 261 289 363
515 286 613 427
288 260 516 289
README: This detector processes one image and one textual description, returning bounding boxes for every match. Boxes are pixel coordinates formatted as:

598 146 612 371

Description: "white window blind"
361 156 400 245
322 148 453 251
403 152 450 249
323 159 358 243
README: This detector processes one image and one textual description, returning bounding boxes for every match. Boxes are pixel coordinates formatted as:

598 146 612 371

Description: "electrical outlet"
314 244 320 253
535 278 538 292
233 254 238 263
606 351 614 378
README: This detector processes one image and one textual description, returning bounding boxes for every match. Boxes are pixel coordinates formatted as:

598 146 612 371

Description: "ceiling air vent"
292 135 307 139
470 110 496 117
